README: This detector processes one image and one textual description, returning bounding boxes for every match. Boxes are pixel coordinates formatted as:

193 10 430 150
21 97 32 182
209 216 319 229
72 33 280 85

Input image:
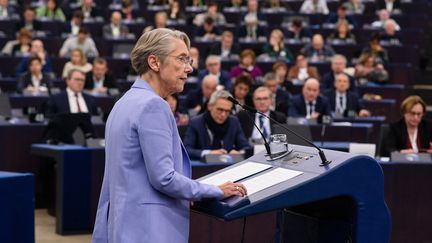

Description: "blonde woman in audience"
354 53 388 85
327 20 356 44
262 29 293 62
62 48 92 78
10 28 32 57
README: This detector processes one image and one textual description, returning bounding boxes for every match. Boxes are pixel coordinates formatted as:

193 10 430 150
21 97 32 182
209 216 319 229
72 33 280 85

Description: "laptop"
390 152 432 162
204 154 245 163
0 93 12 119
272 124 313 147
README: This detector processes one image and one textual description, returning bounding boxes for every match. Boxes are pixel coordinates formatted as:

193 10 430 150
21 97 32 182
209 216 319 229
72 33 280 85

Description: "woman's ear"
148 55 160 72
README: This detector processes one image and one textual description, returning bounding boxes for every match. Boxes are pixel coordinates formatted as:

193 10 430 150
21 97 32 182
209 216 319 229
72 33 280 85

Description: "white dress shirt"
252 111 270 140
66 87 89 113
335 92 346 115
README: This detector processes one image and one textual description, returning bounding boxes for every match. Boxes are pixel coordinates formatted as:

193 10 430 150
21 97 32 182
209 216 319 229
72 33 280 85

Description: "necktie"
259 115 268 138
308 102 314 116
75 93 81 113
339 96 344 114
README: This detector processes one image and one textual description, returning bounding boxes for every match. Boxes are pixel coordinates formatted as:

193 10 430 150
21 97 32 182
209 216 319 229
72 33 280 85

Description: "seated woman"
287 53 320 85
383 95 432 156
11 28 32 57
231 74 253 114
261 29 293 62
327 20 356 44
230 49 263 82
354 53 389 86
62 48 92 79
36 0 66 22
166 94 189 126
272 61 293 93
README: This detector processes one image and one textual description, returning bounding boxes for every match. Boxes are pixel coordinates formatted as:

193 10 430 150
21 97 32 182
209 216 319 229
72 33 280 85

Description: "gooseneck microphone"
228 96 331 166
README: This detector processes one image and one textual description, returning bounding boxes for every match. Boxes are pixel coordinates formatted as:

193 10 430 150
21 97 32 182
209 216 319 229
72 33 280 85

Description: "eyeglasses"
168 55 193 67
215 107 232 114
408 111 423 117
254 97 270 102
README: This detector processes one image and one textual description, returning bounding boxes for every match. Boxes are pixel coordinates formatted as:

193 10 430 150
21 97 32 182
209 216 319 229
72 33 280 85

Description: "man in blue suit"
197 55 232 91
92 29 246 243
46 69 98 117
184 90 251 160
288 77 332 120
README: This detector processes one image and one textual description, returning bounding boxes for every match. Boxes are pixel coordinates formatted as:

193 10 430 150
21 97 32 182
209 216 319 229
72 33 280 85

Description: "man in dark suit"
84 57 117 94
209 31 241 59
102 11 129 39
321 54 357 93
46 69 98 117
238 14 267 40
183 74 217 116
16 7 42 32
197 55 232 91
237 87 286 143
301 34 335 62
325 5 358 29
323 73 370 118
63 10 84 36
184 90 250 159
17 56 53 94
288 77 331 120
75 0 101 19
263 72 290 116
284 19 312 41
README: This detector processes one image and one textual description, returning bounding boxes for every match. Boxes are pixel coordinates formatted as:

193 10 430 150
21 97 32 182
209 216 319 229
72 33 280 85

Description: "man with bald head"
323 73 370 117
103 11 129 39
184 74 218 116
16 39 53 77
288 77 331 119
300 34 335 62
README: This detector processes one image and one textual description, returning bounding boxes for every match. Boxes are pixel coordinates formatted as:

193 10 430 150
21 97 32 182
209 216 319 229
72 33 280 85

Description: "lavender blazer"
92 79 222 243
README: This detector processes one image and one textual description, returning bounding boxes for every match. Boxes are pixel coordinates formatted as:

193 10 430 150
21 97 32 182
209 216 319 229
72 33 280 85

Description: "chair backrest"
377 123 390 157
0 93 12 119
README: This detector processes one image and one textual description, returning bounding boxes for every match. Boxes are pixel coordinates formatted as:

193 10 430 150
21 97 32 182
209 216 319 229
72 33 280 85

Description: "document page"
200 162 272 186
241 168 303 195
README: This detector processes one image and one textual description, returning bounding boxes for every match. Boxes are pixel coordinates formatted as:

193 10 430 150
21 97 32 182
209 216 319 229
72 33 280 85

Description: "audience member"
301 34 336 62
285 19 312 42
59 27 99 58
63 10 84 36
325 5 358 29
167 0 186 22
342 0 365 14
237 87 286 142
371 9 400 30
288 77 331 119
231 74 253 114
197 55 232 91
194 16 222 41
62 48 93 78
0 0 15 18
287 53 320 85
300 0 329 15
226 0 246 8
355 53 389 85
17 7 41 32
16 39 53 77
144 11 168 32
184 74 218 116
230 49 263 81
120 0 139 21
243 0 266 22
273 61 294 93
323 73 369 118
84 57 117 94
10 28 32 57
36 0 66 22
184 90 250 159
17 56 54 94
263 0 291 11
261 29 293 62
361 33 389 64
380 19 401 45
75 0 101 19
103 11 129 39
238 14 266 40
383 95 432 156
376 0 402 14
46 69 98 117
166 94 189 126
327 20 356 44
321 54 357 92
193 2 226 26
263 72 290 115
209 31 241 59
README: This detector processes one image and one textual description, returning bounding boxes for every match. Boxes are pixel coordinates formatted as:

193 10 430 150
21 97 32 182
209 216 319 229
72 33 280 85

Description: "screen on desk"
44 113 95 145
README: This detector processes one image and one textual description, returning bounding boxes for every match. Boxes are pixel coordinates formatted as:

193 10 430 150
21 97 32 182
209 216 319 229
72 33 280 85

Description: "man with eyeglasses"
237 87 286 144
197 55 232 91
184 90 250 160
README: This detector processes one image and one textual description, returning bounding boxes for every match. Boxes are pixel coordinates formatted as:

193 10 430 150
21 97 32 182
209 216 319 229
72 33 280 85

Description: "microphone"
228 96 331 166
227 97 271 156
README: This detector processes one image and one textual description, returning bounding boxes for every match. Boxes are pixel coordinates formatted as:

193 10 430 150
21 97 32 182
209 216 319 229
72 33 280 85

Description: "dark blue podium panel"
0 171 34 243
193 145 391 243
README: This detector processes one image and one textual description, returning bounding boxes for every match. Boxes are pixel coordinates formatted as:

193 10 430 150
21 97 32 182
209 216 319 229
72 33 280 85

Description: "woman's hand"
218 182 247 198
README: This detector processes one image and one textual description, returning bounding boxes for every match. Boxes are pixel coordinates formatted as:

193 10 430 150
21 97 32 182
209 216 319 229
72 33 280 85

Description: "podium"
193 145 391 242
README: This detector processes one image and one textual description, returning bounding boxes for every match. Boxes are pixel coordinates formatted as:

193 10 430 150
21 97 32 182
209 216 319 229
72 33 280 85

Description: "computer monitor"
44 113 95 145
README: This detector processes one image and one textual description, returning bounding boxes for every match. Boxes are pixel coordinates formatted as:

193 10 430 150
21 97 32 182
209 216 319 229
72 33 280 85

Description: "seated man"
300 34 335 63
184 74 217 116
84 57 118 95
197 55 232 91
17 56 54 94
237 87 286 143
102 11 129 39
15 39 53 77
288 77 331 120
263 72 290 116
59 27 99 58
209 31 241 59
184 90 250 160
321 54 357 93
323 73 370 118
46 69 98 117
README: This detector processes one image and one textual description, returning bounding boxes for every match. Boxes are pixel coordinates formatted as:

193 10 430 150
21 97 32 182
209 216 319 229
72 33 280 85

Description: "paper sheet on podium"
242 168 303 195
199 162 272 186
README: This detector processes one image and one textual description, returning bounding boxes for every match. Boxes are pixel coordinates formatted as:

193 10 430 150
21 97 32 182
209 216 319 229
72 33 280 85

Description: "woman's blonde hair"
400 95 426 115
